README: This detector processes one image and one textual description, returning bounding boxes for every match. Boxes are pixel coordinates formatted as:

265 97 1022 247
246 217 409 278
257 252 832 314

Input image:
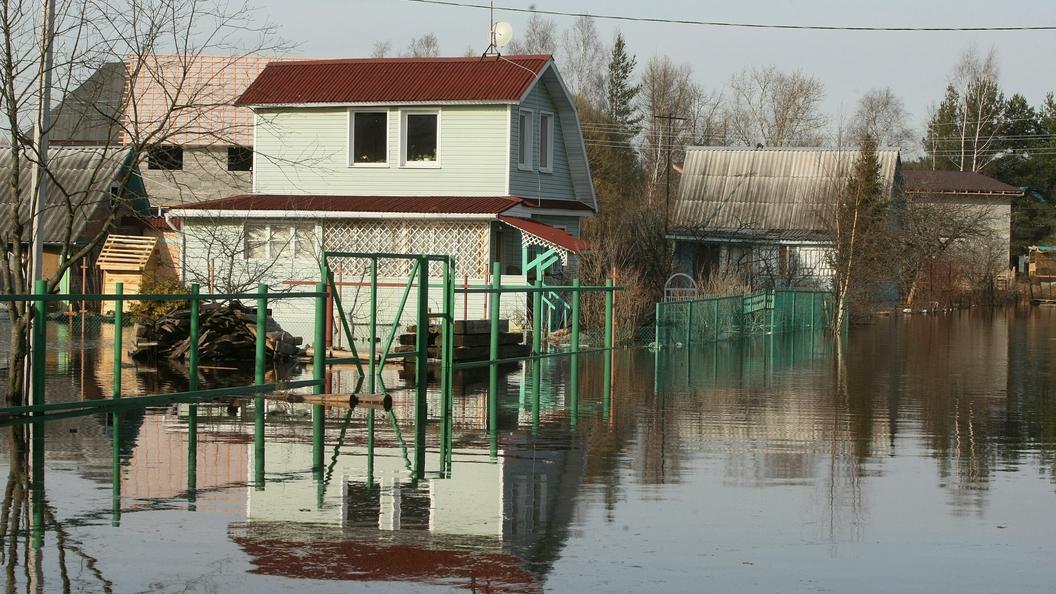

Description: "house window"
227 146 253 171
350 111 388 165
539 112 554 172
517 110 533 170
402 111 440 166
244 223 318 260
147 145 183 170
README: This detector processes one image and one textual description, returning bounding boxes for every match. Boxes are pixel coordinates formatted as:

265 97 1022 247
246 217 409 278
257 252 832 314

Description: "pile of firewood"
129 301 305 362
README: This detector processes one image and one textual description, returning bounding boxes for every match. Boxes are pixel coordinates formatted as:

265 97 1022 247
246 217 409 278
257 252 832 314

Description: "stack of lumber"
393 319 529 364
129 302 305 362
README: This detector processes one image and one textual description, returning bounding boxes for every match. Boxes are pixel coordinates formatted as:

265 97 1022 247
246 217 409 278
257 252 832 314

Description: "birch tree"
559 15 607 107
507 13 558 55
923 47 1005 172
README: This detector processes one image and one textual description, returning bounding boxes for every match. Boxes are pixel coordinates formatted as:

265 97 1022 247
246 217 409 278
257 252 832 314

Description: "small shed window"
539 112 554 172
228 146 253 171
245 223 318 260
350 111 388 165
517 110 533 170
148 145 183 170
402 111 440 166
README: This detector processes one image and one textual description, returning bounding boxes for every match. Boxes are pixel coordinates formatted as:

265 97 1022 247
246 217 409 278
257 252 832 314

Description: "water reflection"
0 309 1055 591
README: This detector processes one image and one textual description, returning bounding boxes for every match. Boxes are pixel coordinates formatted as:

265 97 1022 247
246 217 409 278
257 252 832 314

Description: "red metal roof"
903 170 1023 195
235 55 552 106
173 194 522 214
499 216 591 253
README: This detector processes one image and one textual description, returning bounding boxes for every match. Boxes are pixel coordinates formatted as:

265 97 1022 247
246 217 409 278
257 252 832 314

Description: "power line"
403 0 1056 32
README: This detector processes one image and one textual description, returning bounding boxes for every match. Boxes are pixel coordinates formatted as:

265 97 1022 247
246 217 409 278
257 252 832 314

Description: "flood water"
1 308 1055 592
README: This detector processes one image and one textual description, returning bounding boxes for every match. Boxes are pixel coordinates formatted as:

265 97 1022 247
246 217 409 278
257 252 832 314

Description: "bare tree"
726 65 827 147
405 33 440 58
0 0 285 404
848 88 915 151
371 40 392 58
640 56 697 202
559 16 606 106
507 13 558 54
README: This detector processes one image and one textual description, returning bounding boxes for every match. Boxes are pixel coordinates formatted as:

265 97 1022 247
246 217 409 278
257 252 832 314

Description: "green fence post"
414 258 429 480
790 291 797 331
369 257 378 393
313 280 326 479
686 300 693 347
439 257 454 474
570 278 581 428
531 277 543 356
110 283 123 525
603 278 614 419
713 299 719 341
488 261 501 456
254 283 267 489
112 282 123 399
187 284 199 505
33 279 47 408
367 408 376 486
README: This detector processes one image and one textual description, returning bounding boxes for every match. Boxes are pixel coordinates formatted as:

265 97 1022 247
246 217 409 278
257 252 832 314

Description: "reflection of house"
52 55 279 205
903 170 1022 270
0 147 148 295
168 55 595 339
669 147 902 290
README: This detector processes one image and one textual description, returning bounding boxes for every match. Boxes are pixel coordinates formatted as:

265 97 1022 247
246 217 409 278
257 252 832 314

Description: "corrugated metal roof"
173 194 524 214
235 55 551 106
498 215 591 253
670 147 901 240
903 170 1022 196
0 147 132 244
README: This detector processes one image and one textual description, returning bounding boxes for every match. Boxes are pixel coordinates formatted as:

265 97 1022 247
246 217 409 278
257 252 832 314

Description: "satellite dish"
492 21 513 49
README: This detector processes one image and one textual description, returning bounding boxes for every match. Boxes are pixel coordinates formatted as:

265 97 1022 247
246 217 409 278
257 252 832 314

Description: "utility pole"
27 0 56 403
654 113 686 235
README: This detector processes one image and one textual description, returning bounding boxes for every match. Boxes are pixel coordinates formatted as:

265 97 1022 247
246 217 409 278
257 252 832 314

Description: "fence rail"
655 290 834 346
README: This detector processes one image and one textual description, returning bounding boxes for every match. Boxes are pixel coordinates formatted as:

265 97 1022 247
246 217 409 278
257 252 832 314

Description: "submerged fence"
655 290 834 347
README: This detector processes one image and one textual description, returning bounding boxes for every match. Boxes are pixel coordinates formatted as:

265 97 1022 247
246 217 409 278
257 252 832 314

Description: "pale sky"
254 0 1056 143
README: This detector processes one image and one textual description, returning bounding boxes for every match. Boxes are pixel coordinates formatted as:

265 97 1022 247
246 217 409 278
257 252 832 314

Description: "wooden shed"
97 234 158 313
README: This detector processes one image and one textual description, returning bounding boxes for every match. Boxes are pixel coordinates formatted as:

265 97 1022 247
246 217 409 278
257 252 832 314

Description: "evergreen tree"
605 33 642 135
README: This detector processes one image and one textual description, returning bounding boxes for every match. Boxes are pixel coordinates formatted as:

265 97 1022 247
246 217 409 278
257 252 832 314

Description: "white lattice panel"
324 220 490 277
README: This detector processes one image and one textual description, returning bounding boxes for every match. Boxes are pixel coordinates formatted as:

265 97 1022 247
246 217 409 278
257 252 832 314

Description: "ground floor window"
245 223 318 260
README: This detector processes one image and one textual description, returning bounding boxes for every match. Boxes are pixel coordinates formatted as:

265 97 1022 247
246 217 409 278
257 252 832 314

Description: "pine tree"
605 34 642 135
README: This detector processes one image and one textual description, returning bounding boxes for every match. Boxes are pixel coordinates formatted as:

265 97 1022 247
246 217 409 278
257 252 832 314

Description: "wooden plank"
444 332 523 348
454 319 509 335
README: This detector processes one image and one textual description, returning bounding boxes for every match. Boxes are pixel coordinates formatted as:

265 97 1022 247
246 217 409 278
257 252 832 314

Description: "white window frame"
347 108 390 167
400 108 442 168
539 111 555 173
517 109 533 171
244 222 320 261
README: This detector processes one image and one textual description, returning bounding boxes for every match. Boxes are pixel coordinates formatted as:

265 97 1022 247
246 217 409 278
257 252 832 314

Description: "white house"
168 55 595 342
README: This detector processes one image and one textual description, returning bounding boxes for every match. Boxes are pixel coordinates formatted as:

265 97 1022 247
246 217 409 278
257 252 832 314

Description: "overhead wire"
403 0 1056 32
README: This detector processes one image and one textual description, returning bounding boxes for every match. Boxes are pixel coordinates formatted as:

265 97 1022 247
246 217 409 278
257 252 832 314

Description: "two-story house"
168 55 596 340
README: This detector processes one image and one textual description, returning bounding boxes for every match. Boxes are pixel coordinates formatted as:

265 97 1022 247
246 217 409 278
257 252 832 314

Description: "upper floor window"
227 146 253 171
401 110 440 167
517 109 533 170
148 145 183 170
350 110 388 166
539 112 554 173
245 223 318 261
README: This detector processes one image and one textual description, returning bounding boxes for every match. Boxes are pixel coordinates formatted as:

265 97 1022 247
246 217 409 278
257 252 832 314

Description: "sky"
253 0 1056 141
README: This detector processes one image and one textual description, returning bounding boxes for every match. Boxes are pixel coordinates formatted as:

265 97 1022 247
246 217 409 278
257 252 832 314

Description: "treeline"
381 19 1056 331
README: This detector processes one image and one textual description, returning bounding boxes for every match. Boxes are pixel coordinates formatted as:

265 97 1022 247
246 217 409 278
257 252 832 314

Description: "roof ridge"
266 55 552 67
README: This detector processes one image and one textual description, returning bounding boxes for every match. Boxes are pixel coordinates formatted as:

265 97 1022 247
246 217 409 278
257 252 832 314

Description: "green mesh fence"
655 290 833 346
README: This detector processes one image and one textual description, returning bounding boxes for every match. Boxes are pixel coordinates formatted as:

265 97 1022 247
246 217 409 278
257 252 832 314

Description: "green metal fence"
655 290 834 347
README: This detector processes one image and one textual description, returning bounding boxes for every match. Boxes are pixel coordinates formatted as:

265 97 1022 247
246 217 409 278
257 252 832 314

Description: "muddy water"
0 308 1053 593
